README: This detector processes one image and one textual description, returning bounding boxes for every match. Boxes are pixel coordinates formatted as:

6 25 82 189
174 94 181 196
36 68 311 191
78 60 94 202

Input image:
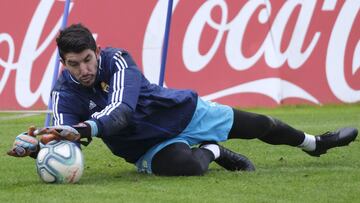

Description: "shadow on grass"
4 154 353 187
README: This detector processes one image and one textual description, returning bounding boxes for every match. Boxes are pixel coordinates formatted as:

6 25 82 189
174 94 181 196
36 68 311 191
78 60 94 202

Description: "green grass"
0 104 359 203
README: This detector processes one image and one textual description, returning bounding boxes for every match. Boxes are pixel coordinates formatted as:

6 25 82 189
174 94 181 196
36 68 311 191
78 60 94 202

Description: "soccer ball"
36 140 84 183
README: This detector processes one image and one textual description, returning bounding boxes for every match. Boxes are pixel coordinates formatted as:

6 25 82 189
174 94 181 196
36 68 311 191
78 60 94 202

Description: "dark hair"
56 23 97 60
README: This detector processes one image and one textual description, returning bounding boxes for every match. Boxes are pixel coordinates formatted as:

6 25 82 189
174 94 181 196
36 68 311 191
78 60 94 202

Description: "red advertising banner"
0 0 359 110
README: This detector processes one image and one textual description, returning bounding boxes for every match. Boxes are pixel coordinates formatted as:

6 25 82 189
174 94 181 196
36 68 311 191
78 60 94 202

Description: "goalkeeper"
8 23 358 176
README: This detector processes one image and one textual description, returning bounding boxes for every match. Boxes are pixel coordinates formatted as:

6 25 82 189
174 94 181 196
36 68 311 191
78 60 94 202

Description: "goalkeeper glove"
36 121 95 146
35 125 81 141
7 126 39 158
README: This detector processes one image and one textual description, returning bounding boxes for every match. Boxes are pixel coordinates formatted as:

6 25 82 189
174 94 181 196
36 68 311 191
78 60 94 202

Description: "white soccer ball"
36 140 84 183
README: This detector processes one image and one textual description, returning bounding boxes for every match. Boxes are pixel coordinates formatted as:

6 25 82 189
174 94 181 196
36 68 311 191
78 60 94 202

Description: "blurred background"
0 0 359 110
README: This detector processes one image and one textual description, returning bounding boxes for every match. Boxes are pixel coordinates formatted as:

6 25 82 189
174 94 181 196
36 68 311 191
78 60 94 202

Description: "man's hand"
7 125 85 158
7 126 39 157
35 125 81 141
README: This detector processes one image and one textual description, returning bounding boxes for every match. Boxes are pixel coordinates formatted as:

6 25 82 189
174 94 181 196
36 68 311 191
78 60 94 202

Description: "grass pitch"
0 104 359 202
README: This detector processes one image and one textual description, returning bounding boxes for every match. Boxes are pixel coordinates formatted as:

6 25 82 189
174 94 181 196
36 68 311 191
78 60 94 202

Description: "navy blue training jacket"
51 48 198 163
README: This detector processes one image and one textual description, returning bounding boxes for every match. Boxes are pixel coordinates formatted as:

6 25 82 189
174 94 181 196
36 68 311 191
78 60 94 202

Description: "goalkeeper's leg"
152 142 214 176
228 108 305 145
228 108 358 156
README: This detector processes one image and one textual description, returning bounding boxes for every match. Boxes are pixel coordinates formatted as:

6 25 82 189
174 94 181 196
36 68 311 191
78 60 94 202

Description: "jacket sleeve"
90 50 141 137
52 90 83 126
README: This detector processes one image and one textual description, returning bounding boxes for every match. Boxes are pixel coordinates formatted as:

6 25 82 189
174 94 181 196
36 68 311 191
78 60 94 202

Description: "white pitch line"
0 113 41 121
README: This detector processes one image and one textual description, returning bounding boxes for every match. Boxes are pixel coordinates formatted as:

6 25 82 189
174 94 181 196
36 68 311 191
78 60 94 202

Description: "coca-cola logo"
0 1 71 108
0 0 359 110
143 0 360 105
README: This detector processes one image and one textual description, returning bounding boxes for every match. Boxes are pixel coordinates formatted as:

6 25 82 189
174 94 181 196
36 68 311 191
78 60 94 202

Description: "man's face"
62 48 99 87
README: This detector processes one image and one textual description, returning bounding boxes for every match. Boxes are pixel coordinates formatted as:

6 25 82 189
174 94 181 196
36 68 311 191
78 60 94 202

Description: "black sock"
229 108 305 146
